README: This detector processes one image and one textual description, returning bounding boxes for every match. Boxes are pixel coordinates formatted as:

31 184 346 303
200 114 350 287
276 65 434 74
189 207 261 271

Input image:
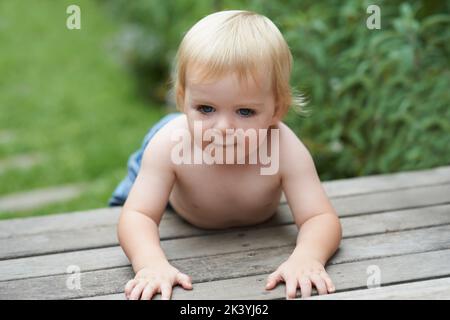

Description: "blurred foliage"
0 0 164 218
102 0 449 180
100 0 221 102
0 0 448 219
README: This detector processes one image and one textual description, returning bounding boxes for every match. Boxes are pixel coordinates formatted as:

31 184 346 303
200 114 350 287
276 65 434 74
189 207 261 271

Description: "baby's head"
172 10 301 135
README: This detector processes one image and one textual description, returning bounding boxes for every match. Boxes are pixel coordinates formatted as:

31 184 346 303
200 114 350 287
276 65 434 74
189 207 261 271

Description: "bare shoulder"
140 114 188 170
277 121 315 176
123 115 187 214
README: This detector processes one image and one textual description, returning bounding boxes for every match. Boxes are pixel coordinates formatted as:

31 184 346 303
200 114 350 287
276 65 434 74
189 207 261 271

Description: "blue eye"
197 105 215 114
237 108 255 117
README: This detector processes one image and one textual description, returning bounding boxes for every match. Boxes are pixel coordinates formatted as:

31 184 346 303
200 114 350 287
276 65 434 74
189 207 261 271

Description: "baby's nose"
214 116 234 133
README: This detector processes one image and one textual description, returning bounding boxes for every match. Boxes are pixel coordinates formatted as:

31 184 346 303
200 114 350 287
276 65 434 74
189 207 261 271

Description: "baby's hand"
265 254 335 299
124 261 193 300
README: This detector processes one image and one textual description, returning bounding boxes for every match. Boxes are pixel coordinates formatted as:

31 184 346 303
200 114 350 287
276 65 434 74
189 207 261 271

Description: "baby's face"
183 68 278 152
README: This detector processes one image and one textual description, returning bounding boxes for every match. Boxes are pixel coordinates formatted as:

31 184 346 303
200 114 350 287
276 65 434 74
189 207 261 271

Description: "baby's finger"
160 283 173 300
285 277 298 300
141 283 157 300
310 274 328 295
129 281 147 300
176 272 193 290
320 271 336 293
124 279 138 299
265 271 282 290
299 276 312 298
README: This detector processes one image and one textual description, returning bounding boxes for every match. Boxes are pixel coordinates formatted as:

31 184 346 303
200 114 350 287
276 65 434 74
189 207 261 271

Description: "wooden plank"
321 165 450 198
1 204 449 281
0 207 122 238
1 225 449 299
84 251 450 300
1 166 449 238
3 248 450 300
340 204 450 236
306 277 450 300
1 184 449 259
330 183 450 216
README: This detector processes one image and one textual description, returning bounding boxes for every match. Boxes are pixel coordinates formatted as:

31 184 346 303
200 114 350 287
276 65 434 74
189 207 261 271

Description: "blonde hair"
171 10 304 118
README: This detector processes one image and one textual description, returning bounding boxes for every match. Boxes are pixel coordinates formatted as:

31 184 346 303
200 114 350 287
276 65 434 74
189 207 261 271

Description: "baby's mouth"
210 135 236 147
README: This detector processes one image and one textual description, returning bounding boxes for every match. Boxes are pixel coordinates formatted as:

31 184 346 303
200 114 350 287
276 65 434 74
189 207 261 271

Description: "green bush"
277 0 450 179
102 0 450 180
100 0 218 102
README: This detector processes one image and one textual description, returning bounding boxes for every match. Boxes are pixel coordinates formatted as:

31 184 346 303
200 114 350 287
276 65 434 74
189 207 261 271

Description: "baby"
112 10 342 300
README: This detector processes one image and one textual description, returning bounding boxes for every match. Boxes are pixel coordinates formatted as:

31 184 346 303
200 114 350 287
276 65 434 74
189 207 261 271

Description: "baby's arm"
265 123 342 299
117 135 192 300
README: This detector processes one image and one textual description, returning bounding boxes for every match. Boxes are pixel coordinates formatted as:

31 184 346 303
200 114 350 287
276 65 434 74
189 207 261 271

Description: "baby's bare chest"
169 164 282 228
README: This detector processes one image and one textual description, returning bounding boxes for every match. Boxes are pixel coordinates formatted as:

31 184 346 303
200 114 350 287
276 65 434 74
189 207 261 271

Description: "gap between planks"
0 183 449 261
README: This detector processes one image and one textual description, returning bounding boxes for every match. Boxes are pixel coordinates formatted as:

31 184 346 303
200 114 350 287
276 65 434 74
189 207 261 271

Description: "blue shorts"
108 112 183 207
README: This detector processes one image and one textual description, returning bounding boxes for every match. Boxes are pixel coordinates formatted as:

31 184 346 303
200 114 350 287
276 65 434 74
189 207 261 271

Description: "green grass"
0 0 165 219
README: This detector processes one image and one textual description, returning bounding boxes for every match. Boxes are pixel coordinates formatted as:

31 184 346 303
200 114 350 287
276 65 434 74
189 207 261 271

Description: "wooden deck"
1 166 449 300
